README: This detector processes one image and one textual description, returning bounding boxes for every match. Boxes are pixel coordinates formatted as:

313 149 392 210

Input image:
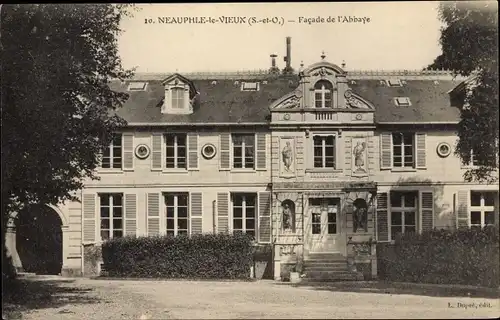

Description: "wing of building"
7 38 499 279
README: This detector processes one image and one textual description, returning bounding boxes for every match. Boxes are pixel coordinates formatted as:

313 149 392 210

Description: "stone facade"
6 58 499 279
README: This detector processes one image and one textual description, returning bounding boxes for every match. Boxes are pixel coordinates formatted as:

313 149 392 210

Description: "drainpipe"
212 200 217 233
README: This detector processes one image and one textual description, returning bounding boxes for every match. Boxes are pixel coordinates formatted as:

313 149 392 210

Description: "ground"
3 275 499 319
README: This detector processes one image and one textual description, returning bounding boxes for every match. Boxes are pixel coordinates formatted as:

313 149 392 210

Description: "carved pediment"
270 90 302 109
302 61 346 77
344 89 374 110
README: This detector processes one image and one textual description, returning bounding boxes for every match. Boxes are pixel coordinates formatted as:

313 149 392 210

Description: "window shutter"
147 193 160 235
83 194 96 242
380 133 392 170
457 190 469 228
219 133 231 170
415 133 427 169
123 133 134 171
420 191 434 232
256 133 267 171
258 192 272 243
124 193 137 236
376 192 389 242
187 133 199 170
190 192 203 235
151 134 163 171
217 192 229 233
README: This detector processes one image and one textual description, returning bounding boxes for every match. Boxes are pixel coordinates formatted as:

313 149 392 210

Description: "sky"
118 2 445 73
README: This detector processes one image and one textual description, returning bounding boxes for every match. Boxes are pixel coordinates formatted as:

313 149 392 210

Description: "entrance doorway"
16 205 63 275
307 198 341 253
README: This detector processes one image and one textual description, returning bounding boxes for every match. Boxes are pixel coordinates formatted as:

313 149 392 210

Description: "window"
101 134 122 169
165 193 189 236
394 97 411 107
165 134 187 169
241 82 260 91
470 150 480 166
127 82 147 91
171 88 185 109
314 80 333 108
99 193 123 240
309 198 338 235
232 134 255 169
313 135 335 168
470 191 497 228
390 191 417 240
232 193 256 238
392 133 414 168
387 79 402 87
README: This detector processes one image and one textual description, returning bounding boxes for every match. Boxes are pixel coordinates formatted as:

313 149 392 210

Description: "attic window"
241 82 260 91
394 97 412 107
387 79 403 87
128 82 147 91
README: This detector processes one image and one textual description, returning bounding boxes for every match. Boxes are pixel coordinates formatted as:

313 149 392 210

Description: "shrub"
377 226 499 288
101 233 254 279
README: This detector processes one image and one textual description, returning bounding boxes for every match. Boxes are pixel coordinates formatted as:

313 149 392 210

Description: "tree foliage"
1 4 134 223
428 1 499 183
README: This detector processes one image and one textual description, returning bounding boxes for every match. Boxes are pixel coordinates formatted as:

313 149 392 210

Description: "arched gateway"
11 205 65 275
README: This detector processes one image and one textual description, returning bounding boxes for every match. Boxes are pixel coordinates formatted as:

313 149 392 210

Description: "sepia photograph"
1 2 499 319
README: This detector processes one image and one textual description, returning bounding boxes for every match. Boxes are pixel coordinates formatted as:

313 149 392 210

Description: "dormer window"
314 80 333 108
161 74 195 115
387 79 403 87
171 87 185 109
241 82 259 91
394 97 412 107
127 82 147 91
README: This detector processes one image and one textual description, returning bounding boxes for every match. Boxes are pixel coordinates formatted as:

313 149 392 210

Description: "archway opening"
16 205 63 275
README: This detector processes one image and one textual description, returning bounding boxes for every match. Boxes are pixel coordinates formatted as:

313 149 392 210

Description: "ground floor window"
232 193 256 238
309 198 338 235
99 193 124 240
164 193 189 236
470 191 498 228
390 191 418 240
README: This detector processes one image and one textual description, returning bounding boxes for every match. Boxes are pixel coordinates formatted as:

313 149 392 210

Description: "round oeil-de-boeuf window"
201 143 217 159
436 142 452 158
135 144 150 159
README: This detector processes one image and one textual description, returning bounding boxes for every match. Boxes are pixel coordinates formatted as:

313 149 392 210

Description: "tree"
1 4 135 277
427 1 499 183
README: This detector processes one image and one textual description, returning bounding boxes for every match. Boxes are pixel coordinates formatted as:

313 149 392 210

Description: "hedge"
101 233 254 279
377 226 499 288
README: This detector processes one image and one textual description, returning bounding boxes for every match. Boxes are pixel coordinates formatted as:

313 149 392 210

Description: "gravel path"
4 276 499 319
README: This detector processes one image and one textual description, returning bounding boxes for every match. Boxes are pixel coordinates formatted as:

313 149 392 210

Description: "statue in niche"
281 200 295 231
353 141 367 173
353 198 368 233
281 141 293 172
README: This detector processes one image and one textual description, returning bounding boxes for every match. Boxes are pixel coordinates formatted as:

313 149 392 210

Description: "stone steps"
303 253 364 281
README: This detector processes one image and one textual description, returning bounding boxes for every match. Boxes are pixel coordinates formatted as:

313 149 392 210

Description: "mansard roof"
110 69 466 125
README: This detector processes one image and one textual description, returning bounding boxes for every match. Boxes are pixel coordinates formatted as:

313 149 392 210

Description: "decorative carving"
283 113 291 120
353 198 368 233
311 67 334 77
274 181 377 191
279 138 296 178
281 199 296 231
344 90 373 109
282 141 293 172
279 96 300 109
352 243 371 256
353 141 367 174
280 245 296 256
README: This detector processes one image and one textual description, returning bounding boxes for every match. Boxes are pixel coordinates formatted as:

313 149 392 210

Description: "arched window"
314 80 333 108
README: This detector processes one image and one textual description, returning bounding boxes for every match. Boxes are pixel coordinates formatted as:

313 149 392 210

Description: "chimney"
269 54 279 74
283 37 294 75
